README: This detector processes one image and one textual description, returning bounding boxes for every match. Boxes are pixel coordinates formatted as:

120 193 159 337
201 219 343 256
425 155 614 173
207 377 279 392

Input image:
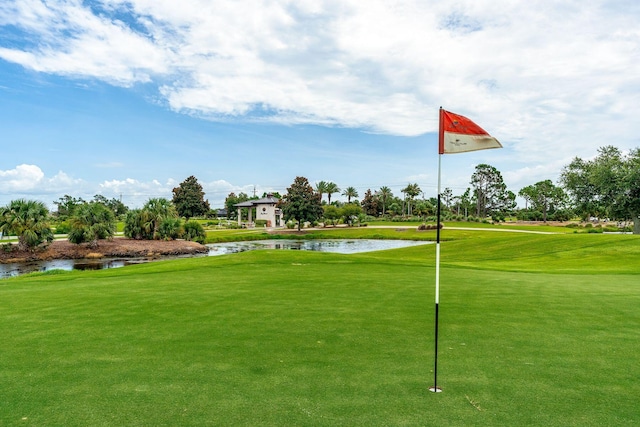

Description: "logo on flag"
439 109 502 154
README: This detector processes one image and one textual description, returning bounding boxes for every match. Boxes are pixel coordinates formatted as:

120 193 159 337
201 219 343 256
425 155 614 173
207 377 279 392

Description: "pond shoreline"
0 238 209 264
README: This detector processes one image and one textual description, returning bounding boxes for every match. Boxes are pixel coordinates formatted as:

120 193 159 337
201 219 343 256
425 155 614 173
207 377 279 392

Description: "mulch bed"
0 238 209 264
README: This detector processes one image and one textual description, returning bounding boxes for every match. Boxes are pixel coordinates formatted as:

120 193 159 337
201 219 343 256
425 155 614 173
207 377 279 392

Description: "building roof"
234 194 280 208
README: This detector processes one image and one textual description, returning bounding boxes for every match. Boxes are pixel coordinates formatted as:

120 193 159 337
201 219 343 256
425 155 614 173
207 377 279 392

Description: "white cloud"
98 178 174 207
0 164 267 210
0 164 89 208
1 0 639 175
0 164 45 191
47 170 84 189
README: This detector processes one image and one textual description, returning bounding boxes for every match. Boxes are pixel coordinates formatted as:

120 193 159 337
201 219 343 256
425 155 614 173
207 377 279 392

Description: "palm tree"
377 186 392 216
315 181 328 203
68 202 116 247
325 182 340 205
0 199 54 251
401 183 421 216
342 186 359 203
143 198 178 239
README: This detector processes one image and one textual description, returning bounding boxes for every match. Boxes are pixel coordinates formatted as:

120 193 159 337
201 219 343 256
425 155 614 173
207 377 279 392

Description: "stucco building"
234 194 283 228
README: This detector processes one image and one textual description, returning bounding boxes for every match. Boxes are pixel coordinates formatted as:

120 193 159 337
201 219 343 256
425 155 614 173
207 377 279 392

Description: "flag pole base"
428 386 442 393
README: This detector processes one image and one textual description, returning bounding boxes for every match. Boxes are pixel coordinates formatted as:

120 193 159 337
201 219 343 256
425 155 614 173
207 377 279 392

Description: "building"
234 194 283 228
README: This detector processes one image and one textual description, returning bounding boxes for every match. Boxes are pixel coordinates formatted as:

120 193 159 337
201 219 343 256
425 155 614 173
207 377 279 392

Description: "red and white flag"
439 108 502 154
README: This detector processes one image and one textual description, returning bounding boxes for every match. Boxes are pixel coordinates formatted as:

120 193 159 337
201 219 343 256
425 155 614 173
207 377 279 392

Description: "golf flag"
431 107 502 393
438 108 502 154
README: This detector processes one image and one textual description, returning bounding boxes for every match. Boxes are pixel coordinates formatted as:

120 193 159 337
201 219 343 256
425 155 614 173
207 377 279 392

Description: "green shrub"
183 220 206 243
158 217 182 240
55 222 71 234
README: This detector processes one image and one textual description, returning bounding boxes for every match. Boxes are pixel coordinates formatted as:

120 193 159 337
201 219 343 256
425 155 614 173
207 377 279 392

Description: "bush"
157 217 182 240
183 220 206 243
55 222 71 234
417 223 442 231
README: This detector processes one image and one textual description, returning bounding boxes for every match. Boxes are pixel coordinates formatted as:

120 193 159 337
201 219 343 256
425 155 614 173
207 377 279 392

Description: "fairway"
1 232 639 426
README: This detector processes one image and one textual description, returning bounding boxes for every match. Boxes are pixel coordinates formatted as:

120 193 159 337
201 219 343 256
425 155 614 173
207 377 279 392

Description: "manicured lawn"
1 233 639 425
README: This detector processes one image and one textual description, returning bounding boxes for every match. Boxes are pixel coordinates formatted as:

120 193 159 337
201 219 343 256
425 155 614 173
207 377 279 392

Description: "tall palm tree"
315 181 328 203
342 186 359 203
377 186 392 216
401 183 421 216
325 182 340 205
0 199 54 251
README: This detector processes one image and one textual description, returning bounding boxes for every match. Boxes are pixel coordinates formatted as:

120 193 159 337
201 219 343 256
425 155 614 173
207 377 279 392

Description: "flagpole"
429 107 500 393
430 108 444 393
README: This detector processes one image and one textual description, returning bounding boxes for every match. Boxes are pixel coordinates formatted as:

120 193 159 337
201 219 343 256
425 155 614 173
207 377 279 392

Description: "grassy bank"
1 233 639 425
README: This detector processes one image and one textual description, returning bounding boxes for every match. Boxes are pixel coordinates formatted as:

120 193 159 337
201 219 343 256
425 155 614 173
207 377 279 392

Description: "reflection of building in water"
234 193 283 228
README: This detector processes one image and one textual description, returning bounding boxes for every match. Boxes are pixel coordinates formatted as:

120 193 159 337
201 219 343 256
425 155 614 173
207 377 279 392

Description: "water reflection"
0 258 138 279
207 239 432 256
1 239 432 279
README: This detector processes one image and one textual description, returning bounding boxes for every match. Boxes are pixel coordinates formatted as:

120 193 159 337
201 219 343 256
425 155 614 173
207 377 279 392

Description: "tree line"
0 175 209 251
273 146 640 234
1 145 638 250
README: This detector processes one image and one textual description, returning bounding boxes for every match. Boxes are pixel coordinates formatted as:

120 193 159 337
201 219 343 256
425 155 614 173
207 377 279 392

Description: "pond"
0 239 432 279
206 239 432 256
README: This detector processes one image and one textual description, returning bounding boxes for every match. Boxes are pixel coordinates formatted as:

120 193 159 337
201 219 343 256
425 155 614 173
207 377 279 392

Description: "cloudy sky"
1 0 638 209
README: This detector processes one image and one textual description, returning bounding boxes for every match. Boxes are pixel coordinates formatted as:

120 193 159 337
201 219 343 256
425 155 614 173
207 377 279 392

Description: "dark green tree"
470 164 514 218
0 199 54 251
94 194 128 217
225 192 250 220
172 176 210 219
561 146 640 233
361 189 379 216
279 176 323 231
624 148 640 234
54 195 85 220
518 180 567 222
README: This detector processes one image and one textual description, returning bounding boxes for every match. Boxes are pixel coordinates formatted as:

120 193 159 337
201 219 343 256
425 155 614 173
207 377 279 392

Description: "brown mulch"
0 238 209 264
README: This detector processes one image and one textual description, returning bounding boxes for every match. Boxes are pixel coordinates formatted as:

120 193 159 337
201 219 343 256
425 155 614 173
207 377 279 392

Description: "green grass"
1 233 639 425
203 220 579 244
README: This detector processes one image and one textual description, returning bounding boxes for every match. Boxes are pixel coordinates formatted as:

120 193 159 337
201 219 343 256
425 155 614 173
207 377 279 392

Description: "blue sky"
1 1 638 209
